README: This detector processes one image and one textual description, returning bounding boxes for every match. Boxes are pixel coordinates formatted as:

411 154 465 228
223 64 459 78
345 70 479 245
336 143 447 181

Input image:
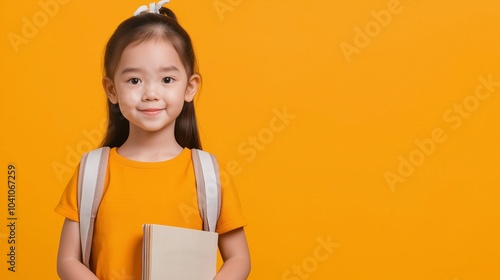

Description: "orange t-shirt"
55 147 246 279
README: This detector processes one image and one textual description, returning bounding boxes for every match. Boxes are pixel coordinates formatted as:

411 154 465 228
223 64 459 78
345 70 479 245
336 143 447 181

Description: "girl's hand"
214 227 251 280
57 218 99 280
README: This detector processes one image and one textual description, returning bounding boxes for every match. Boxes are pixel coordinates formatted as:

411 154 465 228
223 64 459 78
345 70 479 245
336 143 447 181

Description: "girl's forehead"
125 38 176 53
118 39 184 68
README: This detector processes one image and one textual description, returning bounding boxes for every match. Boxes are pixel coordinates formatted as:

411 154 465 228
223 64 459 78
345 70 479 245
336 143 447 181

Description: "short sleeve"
54 166 80 222
215 164 247 235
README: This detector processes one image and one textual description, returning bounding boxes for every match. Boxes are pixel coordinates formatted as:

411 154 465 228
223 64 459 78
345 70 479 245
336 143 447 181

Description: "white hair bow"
134 0 170 16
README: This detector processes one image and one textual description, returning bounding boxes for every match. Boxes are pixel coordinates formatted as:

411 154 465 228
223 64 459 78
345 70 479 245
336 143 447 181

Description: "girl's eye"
162 77 174 84
128 78 141 84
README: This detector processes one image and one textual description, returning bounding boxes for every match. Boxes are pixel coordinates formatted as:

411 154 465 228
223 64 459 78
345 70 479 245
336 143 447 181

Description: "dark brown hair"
100 7 201 149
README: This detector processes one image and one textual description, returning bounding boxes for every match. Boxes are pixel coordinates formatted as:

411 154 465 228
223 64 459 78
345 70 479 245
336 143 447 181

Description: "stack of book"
142 224 218 280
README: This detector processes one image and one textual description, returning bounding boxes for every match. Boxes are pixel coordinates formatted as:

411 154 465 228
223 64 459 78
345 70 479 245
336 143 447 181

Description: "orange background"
1 0 500 279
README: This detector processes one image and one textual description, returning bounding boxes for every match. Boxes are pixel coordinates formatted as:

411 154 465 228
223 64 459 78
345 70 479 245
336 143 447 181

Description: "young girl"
55 2 250 279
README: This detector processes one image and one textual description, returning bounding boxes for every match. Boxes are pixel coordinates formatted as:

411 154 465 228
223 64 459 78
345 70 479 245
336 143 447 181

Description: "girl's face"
103 39 199 136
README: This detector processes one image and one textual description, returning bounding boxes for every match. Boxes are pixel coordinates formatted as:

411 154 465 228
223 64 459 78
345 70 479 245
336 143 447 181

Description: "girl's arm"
214 227 251 280
57 218 99 280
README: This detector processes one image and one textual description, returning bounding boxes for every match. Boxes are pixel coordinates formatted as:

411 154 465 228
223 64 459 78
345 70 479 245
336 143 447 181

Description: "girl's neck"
117 126 183 162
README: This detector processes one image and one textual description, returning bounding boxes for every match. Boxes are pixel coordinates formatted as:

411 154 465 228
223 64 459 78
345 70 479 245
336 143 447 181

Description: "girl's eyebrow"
159 66 180 72
119 66 180 75
120 67 141 75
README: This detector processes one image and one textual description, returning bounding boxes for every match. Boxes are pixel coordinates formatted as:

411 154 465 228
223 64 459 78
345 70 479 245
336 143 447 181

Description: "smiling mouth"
140 108 164 116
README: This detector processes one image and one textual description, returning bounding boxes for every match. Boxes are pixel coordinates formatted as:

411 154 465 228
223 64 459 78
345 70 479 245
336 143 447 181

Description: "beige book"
142 224 219 280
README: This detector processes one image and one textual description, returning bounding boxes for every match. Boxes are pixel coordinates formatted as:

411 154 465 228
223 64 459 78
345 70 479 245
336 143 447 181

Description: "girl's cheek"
123 91 140 101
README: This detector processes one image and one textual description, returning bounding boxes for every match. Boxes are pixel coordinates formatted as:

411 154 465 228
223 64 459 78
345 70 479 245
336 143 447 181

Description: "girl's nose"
142 83 160 101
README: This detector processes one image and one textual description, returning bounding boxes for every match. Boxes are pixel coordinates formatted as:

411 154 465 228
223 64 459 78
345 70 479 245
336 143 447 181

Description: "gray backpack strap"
191 149 221 233
77 147 110 268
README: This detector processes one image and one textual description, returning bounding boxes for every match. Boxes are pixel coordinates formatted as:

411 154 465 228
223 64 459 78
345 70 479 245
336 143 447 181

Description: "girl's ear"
185 74 201 102
103 77 118 104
